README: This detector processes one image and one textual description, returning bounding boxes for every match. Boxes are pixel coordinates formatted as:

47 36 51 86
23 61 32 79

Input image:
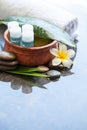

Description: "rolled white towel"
0 0 78 35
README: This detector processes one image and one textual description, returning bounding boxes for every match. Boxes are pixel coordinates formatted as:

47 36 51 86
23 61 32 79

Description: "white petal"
59 43 67 51
50 48 58 57
62 59 73 68
52 58 61 66
67 49 75 58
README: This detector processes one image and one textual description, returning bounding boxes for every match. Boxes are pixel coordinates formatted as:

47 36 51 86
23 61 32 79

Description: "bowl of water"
4 29 58 67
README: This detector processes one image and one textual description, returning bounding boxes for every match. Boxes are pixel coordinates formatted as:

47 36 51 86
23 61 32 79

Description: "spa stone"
0 51 16 61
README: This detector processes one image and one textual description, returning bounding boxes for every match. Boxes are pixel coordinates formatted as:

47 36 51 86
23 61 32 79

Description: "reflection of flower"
50 43 75 68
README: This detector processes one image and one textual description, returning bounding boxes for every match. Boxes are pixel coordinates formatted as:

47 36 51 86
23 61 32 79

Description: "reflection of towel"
0 0 78 35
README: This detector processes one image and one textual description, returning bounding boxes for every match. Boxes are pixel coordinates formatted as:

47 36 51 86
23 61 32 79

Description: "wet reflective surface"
0 2 87 130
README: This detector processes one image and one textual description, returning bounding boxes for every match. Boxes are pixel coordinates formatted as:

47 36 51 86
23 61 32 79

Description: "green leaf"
6 66 48 77
7 71 48 77
0 16 76 48
14 66 39 72
13 65 49 73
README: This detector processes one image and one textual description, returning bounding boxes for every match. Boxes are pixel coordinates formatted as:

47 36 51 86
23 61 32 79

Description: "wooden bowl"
4 29 58 66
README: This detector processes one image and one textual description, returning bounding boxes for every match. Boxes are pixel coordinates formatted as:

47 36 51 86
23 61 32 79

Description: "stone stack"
0 51 18 71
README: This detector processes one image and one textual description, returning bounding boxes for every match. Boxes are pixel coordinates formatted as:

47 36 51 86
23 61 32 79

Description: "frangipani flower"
50 44 75 68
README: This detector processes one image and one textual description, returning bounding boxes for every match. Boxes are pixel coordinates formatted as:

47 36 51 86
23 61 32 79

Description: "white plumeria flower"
50 43 75 68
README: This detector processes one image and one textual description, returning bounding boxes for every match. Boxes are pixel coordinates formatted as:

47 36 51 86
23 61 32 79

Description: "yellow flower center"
57 50 69 60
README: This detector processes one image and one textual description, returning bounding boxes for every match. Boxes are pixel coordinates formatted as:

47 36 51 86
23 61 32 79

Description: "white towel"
0 0 78 35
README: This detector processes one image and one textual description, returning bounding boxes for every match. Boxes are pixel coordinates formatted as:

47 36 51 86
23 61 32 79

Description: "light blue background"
0 1 87 130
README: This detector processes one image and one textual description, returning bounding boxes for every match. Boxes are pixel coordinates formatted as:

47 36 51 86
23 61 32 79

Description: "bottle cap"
22 24 33 32
10 26 21 38
8 21 19 32
22 31 34 42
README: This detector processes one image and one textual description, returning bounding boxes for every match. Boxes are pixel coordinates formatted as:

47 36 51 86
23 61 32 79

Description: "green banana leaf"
0 16 76 48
